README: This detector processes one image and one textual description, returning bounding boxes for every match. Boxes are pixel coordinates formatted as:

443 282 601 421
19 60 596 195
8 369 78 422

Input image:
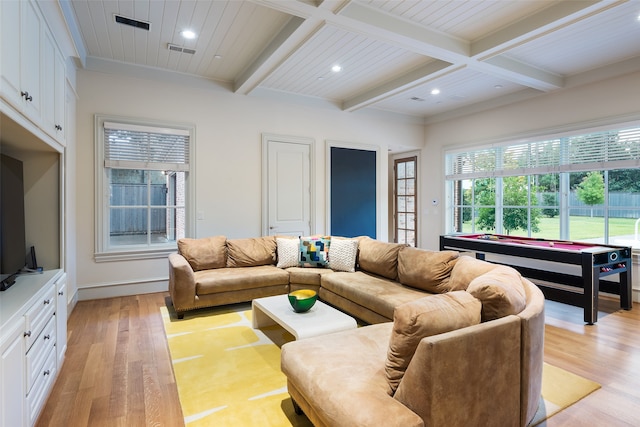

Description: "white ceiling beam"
234 16 312 94
336 2 469 60
241 0 625 111
342 60 458 112
479 56 564 91
471 0 625 60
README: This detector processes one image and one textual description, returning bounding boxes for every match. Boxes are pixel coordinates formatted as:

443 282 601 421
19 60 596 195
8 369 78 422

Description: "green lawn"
462 216 639 241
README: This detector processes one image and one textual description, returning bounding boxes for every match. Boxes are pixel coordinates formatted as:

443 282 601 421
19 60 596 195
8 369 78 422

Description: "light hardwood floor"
36 292 640 427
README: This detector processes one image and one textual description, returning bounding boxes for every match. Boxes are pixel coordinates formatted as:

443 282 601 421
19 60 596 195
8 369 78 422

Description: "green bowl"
288 289 317 313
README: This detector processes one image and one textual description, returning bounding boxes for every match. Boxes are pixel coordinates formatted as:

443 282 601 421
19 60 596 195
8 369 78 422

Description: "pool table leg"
582 259 599 325
619 262 633 310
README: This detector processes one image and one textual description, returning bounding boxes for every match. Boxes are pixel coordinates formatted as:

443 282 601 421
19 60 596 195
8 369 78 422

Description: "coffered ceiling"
67 0 640 121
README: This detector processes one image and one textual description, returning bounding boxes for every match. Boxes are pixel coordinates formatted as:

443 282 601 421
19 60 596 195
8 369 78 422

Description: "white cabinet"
0 270 65 427
55 274 67 366
0 0 42 119
1 320 26 427
0 0 65 144
41 30 66 143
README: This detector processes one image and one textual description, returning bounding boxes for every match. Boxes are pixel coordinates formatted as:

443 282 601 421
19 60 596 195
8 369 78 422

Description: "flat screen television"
0 153 27 291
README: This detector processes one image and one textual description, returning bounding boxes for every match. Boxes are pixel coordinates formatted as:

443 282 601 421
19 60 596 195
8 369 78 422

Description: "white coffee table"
252 294 357 340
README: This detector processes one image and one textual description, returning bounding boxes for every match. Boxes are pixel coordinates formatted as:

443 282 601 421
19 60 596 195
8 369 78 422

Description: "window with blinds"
446 126 640 180
445 122 640 247
104 122 190 171
96 116 194 261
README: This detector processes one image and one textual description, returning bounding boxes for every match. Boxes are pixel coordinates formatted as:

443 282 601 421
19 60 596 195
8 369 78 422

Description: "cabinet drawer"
26 347 57 426
26 316 56 392
24 284 56 349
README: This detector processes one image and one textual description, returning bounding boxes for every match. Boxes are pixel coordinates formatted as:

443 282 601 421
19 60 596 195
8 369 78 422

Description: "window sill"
94 246 177 263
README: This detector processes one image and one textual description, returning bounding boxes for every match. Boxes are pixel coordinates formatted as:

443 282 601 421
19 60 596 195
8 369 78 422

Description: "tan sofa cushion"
226 236 276 267
177 235 227 271
358 237 406 280
385 291 482 395
195 265 289 294
397 247 459 292
467 265 527 321
448 255 497 290
321 271 429 320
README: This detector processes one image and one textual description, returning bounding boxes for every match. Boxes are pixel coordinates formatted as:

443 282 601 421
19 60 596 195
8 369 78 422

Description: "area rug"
161 303 599 427
530 362 601 426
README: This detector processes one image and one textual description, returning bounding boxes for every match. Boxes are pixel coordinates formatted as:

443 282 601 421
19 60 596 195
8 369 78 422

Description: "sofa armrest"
394 315 522 427
168 252 196 313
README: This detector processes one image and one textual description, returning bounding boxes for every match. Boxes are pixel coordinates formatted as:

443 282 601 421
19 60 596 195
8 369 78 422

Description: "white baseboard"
77 277 169 300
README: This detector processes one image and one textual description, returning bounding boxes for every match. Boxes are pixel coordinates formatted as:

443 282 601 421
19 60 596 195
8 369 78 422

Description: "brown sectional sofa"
167 234 545 426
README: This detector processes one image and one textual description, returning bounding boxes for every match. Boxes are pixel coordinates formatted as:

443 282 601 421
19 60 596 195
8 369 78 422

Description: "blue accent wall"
330 147 376 238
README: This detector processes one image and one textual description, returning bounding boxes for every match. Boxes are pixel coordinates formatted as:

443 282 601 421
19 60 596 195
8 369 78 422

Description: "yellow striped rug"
161 304 599 427
531 363 601 426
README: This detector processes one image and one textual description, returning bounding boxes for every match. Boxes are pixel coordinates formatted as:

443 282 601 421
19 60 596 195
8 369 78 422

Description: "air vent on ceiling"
114 14 150 31
410 96 425 102
168 44 196 55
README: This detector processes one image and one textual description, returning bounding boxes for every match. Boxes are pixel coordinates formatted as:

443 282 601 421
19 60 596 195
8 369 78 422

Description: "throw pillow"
226 236 277 267
357 237 406 280
397 247 459 292
177 235 227 271
466 265 527 322
299 235 331 268
448 255 497 291
276 237 299 268
385 291 482 395
328 238 358 272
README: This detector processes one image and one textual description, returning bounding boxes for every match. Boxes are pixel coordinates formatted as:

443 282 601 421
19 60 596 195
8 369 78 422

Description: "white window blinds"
104 121 190 171
446 126 640 180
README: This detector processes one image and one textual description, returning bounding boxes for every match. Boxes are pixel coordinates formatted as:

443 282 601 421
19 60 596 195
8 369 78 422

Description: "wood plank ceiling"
69 0 640 121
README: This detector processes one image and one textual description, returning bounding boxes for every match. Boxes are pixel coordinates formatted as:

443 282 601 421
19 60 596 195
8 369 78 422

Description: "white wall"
419 70 640 301
75 69 424 298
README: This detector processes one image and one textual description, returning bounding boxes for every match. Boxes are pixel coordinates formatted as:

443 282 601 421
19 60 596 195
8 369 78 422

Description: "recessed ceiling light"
181 30 197 39
494 84 504 89
214 54 222 59
431 88 440 95
317 76 325 80
331 65 342 73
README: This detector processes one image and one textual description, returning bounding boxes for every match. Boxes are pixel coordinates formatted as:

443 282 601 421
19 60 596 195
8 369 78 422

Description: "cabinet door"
54 52 66 143
1 322 27 427
55 275 67 366
0 0 22 108
20 0 42 120
41 29 57 137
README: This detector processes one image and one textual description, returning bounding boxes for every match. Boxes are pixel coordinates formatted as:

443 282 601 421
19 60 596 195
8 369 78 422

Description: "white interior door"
263 136 313 236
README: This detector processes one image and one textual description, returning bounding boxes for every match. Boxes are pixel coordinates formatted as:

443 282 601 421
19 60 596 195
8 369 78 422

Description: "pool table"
440 233 633 324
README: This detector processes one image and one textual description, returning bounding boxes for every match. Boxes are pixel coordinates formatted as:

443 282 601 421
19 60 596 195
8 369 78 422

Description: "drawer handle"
24 330 32 338
44 334 51 340
43 370 50 376
44 299 51 305
58 290 64 296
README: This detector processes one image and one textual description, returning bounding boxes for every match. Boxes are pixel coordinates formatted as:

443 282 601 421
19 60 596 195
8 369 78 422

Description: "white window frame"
94 115 195 262
444 116 640 246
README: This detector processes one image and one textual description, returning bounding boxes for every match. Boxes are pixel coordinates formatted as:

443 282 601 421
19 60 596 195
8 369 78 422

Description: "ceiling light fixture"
431 88 440 95
181 30 197 39
494 84 504 89
331 65 342 73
